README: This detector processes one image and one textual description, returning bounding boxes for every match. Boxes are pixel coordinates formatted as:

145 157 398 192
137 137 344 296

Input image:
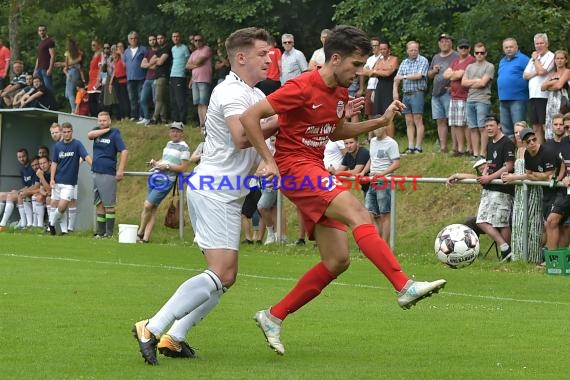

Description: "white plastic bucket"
118 224 138 244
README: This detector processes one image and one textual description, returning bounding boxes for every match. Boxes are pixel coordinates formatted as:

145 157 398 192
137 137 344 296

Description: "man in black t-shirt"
337 137 370 195
148 33 172 125
542 114 570 249
449 115 515 260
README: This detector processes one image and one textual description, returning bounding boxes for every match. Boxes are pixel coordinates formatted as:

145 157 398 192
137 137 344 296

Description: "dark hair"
17 148 29 155
379 39 391 48
225 27 270 64
61 122 73 130
38 145 50 156
484 114 500 123
324 25 371 62
75 79 85 88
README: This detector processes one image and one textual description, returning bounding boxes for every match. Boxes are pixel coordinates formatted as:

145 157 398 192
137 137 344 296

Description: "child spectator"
74 79 89 116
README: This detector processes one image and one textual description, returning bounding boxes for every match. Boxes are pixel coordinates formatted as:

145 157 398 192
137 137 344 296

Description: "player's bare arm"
240 98 280 178
229 112 278 149
330 100 405 140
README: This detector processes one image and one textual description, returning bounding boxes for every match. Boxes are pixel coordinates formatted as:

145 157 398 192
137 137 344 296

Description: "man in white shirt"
308 29 331 70
132 27 279 366
523 33 554 142
365 127 400 242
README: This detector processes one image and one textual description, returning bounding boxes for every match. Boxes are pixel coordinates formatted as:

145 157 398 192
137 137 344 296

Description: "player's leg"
255 224 347 355
326 191 445 308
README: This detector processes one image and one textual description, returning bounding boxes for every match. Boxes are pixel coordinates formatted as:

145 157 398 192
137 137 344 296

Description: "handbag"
164 178 182 229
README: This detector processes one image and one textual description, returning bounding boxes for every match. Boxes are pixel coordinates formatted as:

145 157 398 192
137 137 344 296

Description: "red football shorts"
278 159 347 240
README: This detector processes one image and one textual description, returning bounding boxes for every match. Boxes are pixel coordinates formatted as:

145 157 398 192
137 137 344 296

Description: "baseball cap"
519 128 536 142
473 158 487 170
457 39 470 48
438 33 453 41
170 121 184 130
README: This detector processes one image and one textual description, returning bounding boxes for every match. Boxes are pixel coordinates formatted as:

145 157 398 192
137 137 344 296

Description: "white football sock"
0 201 5 216
166 289 224 342
59 209 69 233
24 200 33 227
147 270 223 336
31 198 39 226
68 207 77 231
17 204 26 227
0 201 14 226
36 204 46 227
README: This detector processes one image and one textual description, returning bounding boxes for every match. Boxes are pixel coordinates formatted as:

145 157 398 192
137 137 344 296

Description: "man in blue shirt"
123 31 147 121
49 122 92 235
498 38 530 138
87 111 128 238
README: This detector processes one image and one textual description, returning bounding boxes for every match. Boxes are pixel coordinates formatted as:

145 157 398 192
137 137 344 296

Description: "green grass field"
1 233 569 379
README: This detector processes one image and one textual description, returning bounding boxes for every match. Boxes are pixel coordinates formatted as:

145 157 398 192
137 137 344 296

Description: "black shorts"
241 189 262 218
528 98 547 124
547 189 570 222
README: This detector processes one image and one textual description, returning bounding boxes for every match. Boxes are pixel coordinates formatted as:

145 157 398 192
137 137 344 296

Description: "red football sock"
270 261 336 321
353 224 409 291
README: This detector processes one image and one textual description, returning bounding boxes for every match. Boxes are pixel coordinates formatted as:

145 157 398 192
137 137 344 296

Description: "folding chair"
463 216 500 259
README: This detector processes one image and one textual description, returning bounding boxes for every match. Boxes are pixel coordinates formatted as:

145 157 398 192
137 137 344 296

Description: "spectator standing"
372 40 399 137
444 39 475 156
87 112 128 238
307 29 331 70
186 34 213 129
148 33 172 125
213 37 230 86
109 50 130 121
280 33 308 85
523 33 555 142
138 34 158 125
87 39 104 116
365 127 400 242
0 36 10 91
498 38 530 138
337 137 370 196
393 41 429 154
33 25 56 93
541 50 570 140
169 31 190 124
359 37 382 126
63 37 85 112
123 31 147 121
428 33 459 153
462 42 495 160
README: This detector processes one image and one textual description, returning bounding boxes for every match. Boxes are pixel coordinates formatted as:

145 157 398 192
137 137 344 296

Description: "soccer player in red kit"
241 25 446 355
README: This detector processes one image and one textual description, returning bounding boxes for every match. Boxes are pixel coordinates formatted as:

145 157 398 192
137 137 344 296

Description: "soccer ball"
434 224 480 268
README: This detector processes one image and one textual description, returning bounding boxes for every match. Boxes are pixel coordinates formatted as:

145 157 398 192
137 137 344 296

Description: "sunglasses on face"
474 51 486 55
282 41 293 45
524 137 537 143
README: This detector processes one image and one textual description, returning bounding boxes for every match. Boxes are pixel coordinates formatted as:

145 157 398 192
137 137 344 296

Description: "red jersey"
266 47 282 82
268 70 348 169
449 55 475 100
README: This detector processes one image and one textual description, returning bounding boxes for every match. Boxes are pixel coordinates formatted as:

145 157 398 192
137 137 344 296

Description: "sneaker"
500 247 513 262
397 279 446 309
132 320 159 365
241 239 254 245
48 224 56 236
157 334 196 358
264 232 277 245
254 310 285 355
137 118 150 125
402 148 415 155
145 119 157 126
414 148 423 154
294 238 305 246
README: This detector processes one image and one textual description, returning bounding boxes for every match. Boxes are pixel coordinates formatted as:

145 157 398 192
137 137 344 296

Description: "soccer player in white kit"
132 27 279 365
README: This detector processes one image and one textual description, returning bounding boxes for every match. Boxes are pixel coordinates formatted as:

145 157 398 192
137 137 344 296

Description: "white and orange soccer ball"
434 224 480 268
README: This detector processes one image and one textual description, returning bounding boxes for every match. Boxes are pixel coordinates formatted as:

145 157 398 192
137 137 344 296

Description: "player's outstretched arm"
241 99 279 178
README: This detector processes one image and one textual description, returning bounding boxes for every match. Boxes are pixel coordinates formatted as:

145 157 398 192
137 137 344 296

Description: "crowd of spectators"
1 26 570 265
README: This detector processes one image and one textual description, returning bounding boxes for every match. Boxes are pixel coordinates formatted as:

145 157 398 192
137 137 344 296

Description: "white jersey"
323 139 345 170
191 71 264 202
